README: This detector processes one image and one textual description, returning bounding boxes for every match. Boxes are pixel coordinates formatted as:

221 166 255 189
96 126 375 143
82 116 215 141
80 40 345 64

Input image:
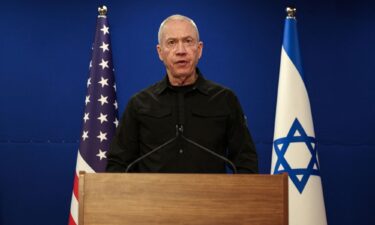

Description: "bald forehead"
165 20 197 37
158 15 200 44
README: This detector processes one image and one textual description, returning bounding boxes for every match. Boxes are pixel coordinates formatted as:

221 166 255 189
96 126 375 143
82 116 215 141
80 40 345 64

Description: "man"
106 15 258 173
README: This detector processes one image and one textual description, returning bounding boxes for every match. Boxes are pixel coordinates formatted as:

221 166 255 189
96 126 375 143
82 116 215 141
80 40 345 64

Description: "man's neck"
168 72 198 86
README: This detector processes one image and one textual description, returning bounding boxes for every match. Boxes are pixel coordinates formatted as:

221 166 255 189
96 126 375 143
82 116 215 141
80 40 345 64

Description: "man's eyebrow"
165 37 178 40
165 36 194 40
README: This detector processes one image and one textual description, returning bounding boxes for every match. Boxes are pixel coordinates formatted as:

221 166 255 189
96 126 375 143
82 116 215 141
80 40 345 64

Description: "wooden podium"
78 172 288 225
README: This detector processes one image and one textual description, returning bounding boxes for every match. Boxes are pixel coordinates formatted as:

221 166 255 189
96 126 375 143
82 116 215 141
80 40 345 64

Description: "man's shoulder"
139 80 163 95
122 80 165 114
128 79 164 102
202 78 235 97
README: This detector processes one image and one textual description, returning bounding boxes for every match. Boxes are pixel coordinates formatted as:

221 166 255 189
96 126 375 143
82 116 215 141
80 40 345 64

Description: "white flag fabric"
271 15 328 225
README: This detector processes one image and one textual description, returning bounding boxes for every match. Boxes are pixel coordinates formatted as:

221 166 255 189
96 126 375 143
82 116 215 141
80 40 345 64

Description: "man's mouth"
175 60 188 66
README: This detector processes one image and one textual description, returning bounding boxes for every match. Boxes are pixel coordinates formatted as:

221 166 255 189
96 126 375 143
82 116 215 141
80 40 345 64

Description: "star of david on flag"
271 7 327 225
273 118 320 193
68 6 119 225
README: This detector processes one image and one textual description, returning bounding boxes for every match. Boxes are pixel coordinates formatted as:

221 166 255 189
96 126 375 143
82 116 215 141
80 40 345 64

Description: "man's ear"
197 41 203 59
156 44 163 61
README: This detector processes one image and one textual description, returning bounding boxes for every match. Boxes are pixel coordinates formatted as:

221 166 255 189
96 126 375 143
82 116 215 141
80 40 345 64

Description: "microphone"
178 125 238 174
125 125 179 173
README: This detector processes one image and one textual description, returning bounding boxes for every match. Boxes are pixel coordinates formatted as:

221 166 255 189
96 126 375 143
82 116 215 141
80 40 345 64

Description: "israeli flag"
271 10 328 225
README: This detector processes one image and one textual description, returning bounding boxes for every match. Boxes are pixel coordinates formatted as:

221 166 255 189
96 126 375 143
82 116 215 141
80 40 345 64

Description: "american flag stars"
85 95 90 105
96 149 107 160
83 113 90 123
99 59 109 69
77 16 119 166
113 118 119 128
98 77 109 87
82 131 89 141
97 113 108 123
100 24 109 35
87 77 91 87
97 131 108 142
99 42 109 52
97 94 108 105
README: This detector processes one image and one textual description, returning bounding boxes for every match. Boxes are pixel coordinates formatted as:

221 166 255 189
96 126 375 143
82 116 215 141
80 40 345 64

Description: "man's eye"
167 40 175 45
184 39 195 46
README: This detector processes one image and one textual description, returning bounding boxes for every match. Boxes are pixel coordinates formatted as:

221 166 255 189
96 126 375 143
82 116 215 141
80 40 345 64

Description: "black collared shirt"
106 69 258 173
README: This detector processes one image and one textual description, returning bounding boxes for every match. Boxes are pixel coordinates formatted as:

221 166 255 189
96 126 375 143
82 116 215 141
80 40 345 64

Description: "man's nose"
175 42 187 55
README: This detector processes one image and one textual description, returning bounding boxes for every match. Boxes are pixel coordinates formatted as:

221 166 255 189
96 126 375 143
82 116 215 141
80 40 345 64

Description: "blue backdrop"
1 0 374 224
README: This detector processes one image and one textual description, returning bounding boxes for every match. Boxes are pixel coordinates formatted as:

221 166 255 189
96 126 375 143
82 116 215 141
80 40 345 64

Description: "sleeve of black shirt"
106 97 139 172
226 91 259 173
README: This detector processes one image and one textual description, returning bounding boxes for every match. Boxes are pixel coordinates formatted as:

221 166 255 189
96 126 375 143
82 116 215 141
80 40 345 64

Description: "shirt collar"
154 68 210 95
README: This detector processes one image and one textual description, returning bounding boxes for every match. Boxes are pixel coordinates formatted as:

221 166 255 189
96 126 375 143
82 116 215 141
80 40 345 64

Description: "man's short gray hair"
158 14 200 44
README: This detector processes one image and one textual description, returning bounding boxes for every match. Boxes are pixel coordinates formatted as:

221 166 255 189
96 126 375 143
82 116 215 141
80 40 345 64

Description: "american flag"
68 8 118 225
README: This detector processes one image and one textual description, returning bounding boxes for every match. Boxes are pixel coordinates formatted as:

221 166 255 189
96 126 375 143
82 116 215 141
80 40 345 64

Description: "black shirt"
106 69 258 173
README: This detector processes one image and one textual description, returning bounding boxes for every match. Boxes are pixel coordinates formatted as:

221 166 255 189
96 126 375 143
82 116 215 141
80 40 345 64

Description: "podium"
78 172 288 225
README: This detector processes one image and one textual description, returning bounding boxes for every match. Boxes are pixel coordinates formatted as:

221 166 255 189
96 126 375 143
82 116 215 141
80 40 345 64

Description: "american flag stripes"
68 8 118 225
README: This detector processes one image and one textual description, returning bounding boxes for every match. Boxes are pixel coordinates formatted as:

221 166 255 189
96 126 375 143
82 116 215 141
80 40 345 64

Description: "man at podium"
106 14 258 174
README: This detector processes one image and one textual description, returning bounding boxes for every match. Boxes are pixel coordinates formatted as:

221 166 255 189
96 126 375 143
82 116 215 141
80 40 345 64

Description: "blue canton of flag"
271 8 327 225
69 7 119 225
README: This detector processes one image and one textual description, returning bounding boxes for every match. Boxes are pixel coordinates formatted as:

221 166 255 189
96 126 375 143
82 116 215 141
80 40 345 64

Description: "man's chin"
171 68 194 78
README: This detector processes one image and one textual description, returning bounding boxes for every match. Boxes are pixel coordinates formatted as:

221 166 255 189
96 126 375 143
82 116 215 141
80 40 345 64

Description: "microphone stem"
125 125 180 173
178 125 237 174
125 125 237 174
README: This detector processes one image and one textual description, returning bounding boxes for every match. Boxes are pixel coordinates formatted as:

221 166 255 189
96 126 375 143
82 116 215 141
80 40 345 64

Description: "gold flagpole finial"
98 5 108 16
286 7 296 19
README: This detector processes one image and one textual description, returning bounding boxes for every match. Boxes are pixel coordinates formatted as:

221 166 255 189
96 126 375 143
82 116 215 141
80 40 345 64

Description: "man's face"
157 19 203 79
